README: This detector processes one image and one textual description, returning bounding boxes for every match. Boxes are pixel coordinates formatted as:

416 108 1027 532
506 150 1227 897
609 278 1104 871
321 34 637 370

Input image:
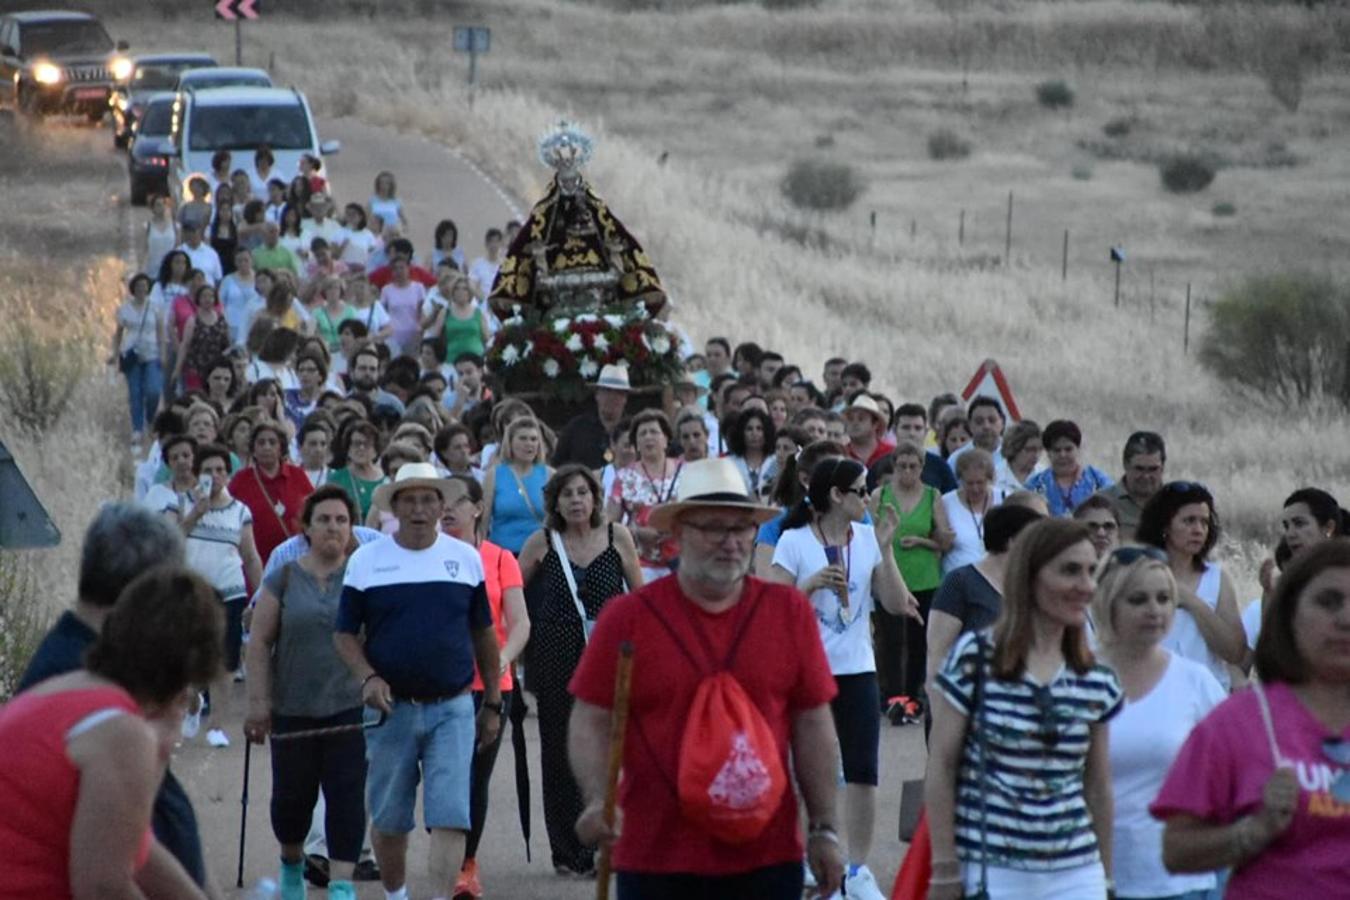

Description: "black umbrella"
510 680 532 861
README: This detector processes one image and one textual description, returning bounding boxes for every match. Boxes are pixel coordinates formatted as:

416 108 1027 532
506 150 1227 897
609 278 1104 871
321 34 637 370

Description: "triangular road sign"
0 439 60 548
960 358 1022 422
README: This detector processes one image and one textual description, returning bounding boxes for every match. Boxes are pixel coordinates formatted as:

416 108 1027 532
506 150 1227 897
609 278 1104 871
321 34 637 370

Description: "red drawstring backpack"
638 584 788 844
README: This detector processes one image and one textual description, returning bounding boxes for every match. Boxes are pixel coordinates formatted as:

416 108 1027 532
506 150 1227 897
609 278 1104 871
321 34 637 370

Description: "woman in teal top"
483 417 553 554
328 421 385 522
871 441 954 705
439 274 490 362
312 278 357 353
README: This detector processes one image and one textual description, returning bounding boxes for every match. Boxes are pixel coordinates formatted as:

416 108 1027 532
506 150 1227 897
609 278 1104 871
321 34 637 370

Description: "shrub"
1072 164 1093 181
927 128 972 161
1159 154 1217 193
1212 202 1237 217
0 553 46 701
1036 79 1075 110
780 158 865 212
1103 116 1134 138
0 321 92 438
1199 274 1350 410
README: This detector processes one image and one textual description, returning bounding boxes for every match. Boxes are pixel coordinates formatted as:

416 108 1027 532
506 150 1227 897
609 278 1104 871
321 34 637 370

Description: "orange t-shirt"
472 540 522 693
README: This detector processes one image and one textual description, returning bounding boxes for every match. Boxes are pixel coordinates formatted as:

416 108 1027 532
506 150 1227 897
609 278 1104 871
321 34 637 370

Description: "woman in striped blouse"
925 518 1123 899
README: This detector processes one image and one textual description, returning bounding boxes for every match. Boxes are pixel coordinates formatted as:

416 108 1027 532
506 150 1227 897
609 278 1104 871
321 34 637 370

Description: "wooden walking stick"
596 641 636 900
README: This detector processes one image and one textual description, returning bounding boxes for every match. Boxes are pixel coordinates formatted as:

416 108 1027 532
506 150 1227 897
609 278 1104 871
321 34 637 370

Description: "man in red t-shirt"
843 393 895 469
568 459 845 898
367 238 437 290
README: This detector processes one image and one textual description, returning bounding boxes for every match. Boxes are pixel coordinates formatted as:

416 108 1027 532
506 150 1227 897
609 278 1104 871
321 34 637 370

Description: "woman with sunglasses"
1137 481 1246 691
1091 545 1226 900
926 518 1122 900
1153 539 1350 897
769 458 920 900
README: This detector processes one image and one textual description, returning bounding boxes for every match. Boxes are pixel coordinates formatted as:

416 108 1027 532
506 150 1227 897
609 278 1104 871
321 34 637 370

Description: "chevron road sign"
215 0 259 21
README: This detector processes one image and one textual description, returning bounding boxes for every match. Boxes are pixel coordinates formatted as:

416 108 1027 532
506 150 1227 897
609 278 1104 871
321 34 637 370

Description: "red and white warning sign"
960 358 1022 422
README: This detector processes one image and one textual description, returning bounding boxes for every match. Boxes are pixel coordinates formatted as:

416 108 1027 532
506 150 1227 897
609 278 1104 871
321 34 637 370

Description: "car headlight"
110 57 133 82
33 62 63 85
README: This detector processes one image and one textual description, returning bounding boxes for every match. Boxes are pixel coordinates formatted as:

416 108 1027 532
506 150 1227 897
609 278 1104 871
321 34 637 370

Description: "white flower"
500 344 520 366
593 335 609 352
551 317 572 333
542 358 561 378
524 340 534 357
575 313 599 324
566 333 584 353
650 335 671 355
504 315 524 327
579 358 599 379
603 314 623 328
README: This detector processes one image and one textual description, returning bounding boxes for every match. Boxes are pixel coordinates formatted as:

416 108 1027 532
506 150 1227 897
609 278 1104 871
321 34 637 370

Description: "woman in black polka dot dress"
519 464 645 876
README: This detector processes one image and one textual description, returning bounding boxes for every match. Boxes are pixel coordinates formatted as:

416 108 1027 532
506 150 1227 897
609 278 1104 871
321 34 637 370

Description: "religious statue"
488 121 667 320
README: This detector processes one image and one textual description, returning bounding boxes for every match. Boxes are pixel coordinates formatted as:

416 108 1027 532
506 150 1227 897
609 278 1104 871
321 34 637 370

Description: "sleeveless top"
879 483 941 592
442 305 486 361
185 315 232 377
526 524 628 694
0 686 152 895
488 463 549 555
1161 562 1230 690
145 219 177 279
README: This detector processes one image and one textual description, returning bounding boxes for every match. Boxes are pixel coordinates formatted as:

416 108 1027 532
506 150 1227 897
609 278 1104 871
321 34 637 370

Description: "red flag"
890 809 932 900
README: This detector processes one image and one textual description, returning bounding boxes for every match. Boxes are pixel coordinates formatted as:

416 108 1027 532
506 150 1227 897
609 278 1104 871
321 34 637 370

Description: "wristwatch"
482 700 504 716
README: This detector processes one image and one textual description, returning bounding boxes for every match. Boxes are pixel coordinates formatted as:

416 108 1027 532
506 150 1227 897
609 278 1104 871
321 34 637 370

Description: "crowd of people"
3 155 1349 900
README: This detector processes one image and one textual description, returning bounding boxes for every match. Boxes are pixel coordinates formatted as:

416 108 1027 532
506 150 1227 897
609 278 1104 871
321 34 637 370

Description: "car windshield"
183 74 269 90
21 21 113 56
139 101 173 136
135 63 205 90
188 103 312 152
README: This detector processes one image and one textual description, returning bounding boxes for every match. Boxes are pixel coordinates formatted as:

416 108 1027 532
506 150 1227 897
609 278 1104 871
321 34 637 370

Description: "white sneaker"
206 728 231 748
844 864 886 900
181 696 203 740
803 858 817 888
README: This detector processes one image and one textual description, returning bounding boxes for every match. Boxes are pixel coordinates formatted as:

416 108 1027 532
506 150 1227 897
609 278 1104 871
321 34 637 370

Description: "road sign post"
453 26 491 88
215 0 260 66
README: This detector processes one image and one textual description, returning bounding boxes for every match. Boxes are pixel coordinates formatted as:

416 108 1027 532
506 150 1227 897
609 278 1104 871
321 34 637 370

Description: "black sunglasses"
1162 480 1210 495
1106 545 1169 566
1032 685 1060 748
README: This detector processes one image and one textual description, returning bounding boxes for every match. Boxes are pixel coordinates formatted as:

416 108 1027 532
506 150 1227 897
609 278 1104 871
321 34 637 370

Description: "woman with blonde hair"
369 171 407 233
1091 546 1225 900
926 519 1122 899
424 272 490 363
941 448 1004 575
483 416 553 555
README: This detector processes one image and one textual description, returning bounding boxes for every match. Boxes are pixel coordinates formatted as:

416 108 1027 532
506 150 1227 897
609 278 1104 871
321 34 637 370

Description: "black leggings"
617 862 803 900
269 708 367 863
873 589 934 703
465 689 513 860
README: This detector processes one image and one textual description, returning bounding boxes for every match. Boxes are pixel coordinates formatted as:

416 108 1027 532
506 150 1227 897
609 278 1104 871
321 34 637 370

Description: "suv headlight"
33 62 63 85
110 57 133 82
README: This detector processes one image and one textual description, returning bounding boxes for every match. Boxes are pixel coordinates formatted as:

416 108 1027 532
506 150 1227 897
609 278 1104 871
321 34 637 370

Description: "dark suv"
0 10 130 120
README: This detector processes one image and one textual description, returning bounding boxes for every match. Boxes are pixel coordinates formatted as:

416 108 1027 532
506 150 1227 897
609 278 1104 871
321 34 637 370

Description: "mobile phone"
198 474 214 496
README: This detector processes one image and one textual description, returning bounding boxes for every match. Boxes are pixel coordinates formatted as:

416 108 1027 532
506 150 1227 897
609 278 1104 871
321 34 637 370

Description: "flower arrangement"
486 304 685 402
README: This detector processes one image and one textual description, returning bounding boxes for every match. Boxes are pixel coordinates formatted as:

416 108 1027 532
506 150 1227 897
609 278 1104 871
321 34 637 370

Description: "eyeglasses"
1031 685 1060 748
1084 521 1119 533
682 521 758 542
840 486 868 498
1323 739 1350 801
1106 545 1168 566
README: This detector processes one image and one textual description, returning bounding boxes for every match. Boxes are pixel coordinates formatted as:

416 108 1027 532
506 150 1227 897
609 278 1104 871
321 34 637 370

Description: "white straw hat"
593 364 632 392
647 459 778 532
372 461 453 512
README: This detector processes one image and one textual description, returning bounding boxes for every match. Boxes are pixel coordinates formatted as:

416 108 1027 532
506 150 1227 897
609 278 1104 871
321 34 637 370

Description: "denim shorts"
364 694 474 833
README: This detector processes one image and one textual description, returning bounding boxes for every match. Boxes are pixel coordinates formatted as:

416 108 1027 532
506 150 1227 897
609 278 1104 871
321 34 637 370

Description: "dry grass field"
5 0 1350 629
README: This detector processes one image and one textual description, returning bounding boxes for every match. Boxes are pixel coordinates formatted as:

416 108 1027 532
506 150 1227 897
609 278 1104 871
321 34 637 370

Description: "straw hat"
647 459 779 532
593 363 631 392
371 461 453 512
845 393 888 427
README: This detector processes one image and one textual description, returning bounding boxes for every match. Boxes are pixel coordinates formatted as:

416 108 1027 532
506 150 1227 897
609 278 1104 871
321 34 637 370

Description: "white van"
166 85 338 202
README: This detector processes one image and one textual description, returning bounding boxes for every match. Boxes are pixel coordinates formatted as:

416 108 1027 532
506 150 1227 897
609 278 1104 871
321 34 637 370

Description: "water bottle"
247 877 279 898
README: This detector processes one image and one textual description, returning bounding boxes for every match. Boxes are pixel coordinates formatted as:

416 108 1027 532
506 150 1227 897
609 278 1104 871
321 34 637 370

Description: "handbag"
550 529 595 643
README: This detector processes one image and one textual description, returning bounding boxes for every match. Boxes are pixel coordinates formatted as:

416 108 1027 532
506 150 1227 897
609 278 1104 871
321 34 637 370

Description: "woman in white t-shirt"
1091 545 1226 900
769 457 919 898
337 202 381 273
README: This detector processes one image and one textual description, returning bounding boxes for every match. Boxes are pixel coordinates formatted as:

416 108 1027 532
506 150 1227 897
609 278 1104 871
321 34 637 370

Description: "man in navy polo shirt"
335 463 502 900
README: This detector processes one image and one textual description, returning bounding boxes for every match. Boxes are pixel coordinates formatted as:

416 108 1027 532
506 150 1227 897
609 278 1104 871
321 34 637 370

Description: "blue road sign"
453 26 491 54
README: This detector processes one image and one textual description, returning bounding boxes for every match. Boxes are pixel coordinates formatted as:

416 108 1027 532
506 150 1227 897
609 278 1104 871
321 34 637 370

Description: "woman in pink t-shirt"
379 255 427 357
0 566 222 899
1152 539 1350 899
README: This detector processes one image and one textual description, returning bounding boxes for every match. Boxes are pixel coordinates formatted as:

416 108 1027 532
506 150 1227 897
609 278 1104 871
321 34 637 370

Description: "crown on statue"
538 120 595 178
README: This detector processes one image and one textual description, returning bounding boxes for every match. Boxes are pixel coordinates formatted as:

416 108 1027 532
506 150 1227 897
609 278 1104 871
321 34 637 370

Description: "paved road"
26 113 923 898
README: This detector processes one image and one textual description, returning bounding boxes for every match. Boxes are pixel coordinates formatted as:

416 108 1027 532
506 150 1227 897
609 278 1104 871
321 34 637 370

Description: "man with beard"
347 344 404 415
